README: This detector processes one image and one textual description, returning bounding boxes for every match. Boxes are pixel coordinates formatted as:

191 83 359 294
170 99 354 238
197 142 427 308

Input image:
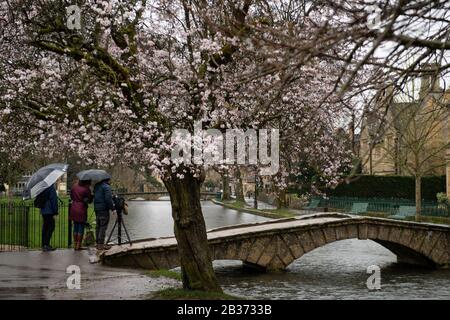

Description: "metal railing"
304 196 449 217
0 200 71 251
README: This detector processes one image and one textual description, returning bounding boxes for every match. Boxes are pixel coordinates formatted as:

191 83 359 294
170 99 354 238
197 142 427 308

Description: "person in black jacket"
40 185 59 252
93 179 115 250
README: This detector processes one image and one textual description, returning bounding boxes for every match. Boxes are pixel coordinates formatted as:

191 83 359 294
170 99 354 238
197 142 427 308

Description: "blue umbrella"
23 163 69 200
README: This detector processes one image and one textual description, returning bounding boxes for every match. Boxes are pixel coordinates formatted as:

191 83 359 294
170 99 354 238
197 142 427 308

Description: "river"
111 200 450 300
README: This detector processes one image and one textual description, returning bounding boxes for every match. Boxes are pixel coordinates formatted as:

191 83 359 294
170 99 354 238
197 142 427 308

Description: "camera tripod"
106 210 132 245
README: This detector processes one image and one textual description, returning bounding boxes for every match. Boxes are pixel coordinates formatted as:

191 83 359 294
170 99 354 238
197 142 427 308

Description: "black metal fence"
0 200 71 251
307 196 449 217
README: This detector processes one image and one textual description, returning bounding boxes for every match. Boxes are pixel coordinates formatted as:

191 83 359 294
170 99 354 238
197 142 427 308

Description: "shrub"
323 175 445 200
436 192 448 204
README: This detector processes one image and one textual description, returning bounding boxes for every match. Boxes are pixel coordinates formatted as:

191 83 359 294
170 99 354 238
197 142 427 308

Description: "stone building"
359 64 450 195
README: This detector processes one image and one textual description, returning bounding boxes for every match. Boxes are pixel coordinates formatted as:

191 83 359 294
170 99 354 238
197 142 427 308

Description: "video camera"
112 194 128 215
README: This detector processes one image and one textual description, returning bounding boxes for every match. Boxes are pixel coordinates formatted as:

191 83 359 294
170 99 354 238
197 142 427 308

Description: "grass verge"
213 199 296 219
406 215 450 225
145 269 182 281
149 288 242 300
361 211 389 218
345 210 450 225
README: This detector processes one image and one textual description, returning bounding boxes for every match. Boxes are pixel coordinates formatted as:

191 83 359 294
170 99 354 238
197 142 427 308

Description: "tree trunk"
415 175 422 221
234 167 245 203
254 174 258 209
164 171 222 292
221 174 231 201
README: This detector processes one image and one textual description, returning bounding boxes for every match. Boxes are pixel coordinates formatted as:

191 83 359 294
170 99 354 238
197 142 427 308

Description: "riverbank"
148 288 241 300
145 270 240 300
212 200 450 225
211 199 298 219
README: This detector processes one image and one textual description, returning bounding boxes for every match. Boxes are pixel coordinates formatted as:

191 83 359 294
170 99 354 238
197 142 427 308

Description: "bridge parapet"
101 213 450 271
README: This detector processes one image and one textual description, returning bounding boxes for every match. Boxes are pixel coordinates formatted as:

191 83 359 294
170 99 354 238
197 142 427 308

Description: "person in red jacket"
69 180 93 250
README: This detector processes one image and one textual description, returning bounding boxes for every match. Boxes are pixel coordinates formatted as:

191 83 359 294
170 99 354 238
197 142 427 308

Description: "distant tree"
145 174 164 190
0 152 30 193
379 82 449 219
234 166 246 203
203 179 216 190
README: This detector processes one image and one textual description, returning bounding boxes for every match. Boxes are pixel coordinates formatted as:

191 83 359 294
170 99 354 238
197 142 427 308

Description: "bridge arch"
209 221 449 271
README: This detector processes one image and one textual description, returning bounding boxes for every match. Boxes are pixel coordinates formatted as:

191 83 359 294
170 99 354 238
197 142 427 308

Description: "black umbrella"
76 169 111 183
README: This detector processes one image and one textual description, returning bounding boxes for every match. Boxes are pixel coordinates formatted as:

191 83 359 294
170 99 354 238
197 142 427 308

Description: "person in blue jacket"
93 179 115 250
40 185 59 252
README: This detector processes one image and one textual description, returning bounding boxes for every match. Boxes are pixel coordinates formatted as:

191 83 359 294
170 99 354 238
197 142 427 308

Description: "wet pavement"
0 249 180 300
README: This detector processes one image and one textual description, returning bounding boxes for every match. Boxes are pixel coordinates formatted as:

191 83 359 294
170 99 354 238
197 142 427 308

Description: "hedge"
326 175 445 201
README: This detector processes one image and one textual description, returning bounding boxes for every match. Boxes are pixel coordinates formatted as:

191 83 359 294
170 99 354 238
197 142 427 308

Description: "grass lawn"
361 211 389 218
406 215 450 225
217 200 296 219
145 269 182 281
262 208 298 218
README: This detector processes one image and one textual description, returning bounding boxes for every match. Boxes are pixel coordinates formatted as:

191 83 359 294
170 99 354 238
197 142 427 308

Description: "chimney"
419 63 441 98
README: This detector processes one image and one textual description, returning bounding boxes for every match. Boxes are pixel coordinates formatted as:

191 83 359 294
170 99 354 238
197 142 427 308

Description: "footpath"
0 249 179 299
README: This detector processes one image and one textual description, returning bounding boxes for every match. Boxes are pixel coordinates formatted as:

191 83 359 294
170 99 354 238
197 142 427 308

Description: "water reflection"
108 200 269 240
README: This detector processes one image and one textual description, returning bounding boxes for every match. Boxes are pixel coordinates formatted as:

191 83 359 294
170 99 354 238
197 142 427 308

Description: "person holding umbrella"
77 170 114 250
23 163 69 252
39 184 59 251
69 179 93 250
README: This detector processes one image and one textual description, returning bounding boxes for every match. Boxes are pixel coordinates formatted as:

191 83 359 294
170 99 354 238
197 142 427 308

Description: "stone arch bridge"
101 213 450 271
